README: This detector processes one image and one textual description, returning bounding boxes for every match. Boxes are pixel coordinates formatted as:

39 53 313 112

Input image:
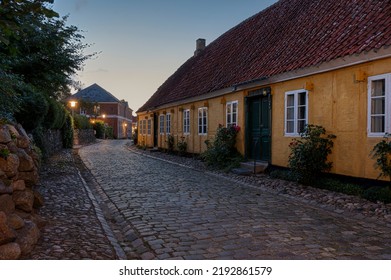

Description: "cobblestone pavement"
78 140 391 260
27 150 124 260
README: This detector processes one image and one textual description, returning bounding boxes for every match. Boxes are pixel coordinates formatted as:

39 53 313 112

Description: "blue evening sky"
53 0 278 112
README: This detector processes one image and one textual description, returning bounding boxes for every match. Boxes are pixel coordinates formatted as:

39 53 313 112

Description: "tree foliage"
0 0 93 128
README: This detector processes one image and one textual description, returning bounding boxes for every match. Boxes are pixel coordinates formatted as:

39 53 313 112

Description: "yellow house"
137 0 391 180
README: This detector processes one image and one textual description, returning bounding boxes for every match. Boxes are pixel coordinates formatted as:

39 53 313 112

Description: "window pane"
227 104 231 115
298 92 306 106
371 80 385 97
286 121 294 133
371 116 385 133
233 102 238 114
298 106 306 119
232 112 237 124
371 98 385 115
287 108 294 120
298 120 306 133
287 94 295 106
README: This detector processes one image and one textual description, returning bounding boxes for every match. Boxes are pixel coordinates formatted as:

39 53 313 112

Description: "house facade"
137 0 391 180
70 83 133 139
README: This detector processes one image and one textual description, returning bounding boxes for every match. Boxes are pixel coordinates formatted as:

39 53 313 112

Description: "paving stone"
28 140 391 260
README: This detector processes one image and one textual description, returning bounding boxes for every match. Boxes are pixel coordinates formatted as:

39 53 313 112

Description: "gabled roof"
137 0 391 112
72 83 121 103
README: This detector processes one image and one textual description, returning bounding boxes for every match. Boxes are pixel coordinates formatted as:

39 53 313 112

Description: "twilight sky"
53 0 278 113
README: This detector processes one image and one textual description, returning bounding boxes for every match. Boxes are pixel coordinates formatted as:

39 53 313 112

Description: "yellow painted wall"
270 57 391 180
137 92 246 154
138 57 391 180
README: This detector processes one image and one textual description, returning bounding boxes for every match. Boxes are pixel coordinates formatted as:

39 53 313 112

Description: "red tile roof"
138 0 391 112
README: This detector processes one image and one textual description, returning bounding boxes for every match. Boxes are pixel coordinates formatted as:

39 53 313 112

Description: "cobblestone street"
71 140 391 260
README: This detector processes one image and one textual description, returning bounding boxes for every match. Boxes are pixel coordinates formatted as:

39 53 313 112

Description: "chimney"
194 38 206 57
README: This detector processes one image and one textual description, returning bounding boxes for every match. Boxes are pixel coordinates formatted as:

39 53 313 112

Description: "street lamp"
69 100 77 117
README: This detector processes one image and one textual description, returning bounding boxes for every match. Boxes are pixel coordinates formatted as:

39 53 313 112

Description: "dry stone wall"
0 123 43 259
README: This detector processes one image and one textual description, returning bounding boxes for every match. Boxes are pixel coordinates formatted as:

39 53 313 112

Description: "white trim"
159 114 165 135
198 107 208 135
226 100 238 127
166 113 171 134
367 73 391 137
183 109 190 135
284 89 308 136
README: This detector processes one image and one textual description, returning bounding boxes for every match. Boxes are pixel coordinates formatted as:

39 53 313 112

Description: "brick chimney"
194 38 206 57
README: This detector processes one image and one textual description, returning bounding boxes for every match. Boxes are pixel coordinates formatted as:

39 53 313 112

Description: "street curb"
76 169 128 260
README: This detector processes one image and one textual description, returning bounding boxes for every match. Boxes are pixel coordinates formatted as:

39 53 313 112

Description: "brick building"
70 83 133 139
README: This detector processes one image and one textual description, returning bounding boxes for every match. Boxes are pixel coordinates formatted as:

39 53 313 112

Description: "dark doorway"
246 89 271 162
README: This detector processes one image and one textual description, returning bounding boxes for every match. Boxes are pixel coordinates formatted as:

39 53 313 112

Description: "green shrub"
94 121 105 139
73 114 93 129
43 98 66 129
317 178 364 196
15 91 49 131
362 186 391 204
166 134 175 153
371 134 391 182
288 124 336 185
177 137 187 156
62 112 74 148
105 126 114 139
201 124 242 169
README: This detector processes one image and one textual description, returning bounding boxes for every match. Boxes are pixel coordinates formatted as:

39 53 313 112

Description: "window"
159 115 165 134
368 73 391 136
166 113 171 134
183 109 190 134
226 101 238 127
142 120 147 135
139 121 142 134
198 107 208 135
147 119 151 135
285 90 308 135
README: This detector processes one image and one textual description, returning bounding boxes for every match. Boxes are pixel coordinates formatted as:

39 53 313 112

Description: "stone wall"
0 124 43 259
73 129 96 146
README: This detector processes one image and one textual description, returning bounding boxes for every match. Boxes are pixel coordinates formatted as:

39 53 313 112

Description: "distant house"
70 83 133 139
137 0 391 180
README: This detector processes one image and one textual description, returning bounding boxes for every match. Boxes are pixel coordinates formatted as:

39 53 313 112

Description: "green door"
247 93 271 161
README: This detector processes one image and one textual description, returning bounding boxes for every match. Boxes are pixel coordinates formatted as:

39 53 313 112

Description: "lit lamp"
102 114 106 119
69 100 77 117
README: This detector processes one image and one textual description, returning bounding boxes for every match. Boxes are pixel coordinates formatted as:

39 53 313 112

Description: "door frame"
245 87 272 162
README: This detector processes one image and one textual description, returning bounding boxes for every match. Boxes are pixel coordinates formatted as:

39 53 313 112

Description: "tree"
0 0 93 126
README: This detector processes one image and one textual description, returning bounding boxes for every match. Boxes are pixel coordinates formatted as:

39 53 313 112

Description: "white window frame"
226 101 238 127
198 107 208 135
147 119 151 135
159 115 165 135
183 109 190 135
368 73 391 137
284 89 309 136
166 113 171 134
